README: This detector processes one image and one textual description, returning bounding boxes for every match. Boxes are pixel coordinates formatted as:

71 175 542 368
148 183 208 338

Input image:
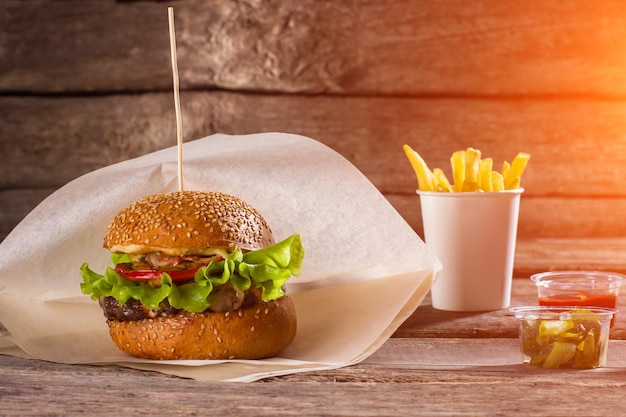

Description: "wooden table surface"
3 270 626 416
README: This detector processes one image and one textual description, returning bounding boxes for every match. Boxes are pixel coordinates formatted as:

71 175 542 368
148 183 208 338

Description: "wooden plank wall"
3 0 626 244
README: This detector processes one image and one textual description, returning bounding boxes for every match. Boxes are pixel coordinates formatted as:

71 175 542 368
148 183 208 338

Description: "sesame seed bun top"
103 191 275 255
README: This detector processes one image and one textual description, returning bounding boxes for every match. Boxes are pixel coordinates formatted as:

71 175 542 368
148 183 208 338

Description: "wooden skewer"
168 7 184 192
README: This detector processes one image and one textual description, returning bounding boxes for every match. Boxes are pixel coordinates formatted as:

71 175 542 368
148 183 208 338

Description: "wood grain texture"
395 277 626 339
514 237 626 277
4 0 626 96
5 92 626 197
3 92 626 239
0 0 356 94
3 339 626 416
3 2 626 243
390 195 626 240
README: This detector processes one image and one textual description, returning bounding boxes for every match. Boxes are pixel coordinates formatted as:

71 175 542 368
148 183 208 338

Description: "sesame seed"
103 191 275 251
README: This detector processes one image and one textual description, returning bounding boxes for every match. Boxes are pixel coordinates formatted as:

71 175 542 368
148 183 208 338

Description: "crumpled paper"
0 132 441 382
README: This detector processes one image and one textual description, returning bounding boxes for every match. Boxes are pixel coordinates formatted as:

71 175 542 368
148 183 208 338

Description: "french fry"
450 150 466 192
403 144 435 191
506 177 521 189
433 168 453 192
478 158 494 192
463 148 481 191
491 171 505 191
504 152 531 190
403 145 529 193
502 161 510 180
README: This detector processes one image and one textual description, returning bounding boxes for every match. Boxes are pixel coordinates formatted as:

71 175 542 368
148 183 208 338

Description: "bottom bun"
107 296 297 360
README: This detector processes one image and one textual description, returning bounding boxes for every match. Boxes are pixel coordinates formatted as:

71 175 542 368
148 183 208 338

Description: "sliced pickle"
539 320 574 338
543 342 576 368
519 312 606 369
575 330 598 368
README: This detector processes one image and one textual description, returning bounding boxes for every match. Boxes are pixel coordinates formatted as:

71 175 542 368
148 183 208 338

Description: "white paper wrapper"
0 133 441 382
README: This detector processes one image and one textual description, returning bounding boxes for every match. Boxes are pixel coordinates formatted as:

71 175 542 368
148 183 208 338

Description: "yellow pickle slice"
518 309 607 369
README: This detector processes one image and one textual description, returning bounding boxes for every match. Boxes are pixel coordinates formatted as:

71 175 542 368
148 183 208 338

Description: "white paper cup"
418 189 523 311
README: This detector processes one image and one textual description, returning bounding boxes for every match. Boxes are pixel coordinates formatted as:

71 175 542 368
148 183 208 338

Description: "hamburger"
80 190 304 360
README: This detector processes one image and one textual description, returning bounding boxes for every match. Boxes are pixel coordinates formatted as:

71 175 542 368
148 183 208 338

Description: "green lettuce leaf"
80 234 304 313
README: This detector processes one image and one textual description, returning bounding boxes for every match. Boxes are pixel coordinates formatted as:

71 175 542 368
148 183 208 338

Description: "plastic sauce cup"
510 306 616 369
531 271 624 326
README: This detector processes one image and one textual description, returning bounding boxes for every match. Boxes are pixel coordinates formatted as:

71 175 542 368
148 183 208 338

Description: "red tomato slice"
115 263 200 282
